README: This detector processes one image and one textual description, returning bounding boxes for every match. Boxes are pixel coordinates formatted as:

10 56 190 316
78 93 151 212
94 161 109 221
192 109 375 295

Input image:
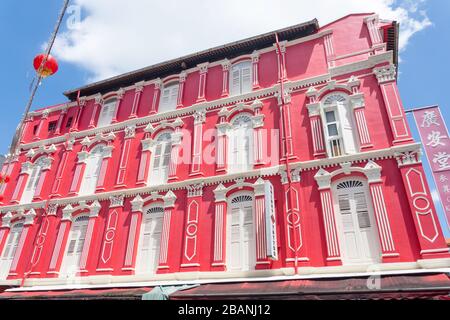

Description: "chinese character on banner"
413 106 450 231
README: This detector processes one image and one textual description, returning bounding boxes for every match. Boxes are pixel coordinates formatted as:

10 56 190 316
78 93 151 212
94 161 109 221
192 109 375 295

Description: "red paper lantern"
33 54 59 78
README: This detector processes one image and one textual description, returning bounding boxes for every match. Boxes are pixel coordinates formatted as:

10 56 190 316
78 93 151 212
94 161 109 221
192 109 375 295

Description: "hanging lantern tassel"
33 54 59 78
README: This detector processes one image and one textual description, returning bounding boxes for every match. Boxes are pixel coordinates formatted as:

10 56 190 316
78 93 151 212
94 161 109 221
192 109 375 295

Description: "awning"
142 284 199 300
0 286 153 300
169 273 450 300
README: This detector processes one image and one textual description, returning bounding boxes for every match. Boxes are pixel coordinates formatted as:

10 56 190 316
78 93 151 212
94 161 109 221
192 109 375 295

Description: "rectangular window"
324 109 343 157
97 99 117 128
33 125 39 135
159 83 179 113
48 121 57 132
230 61 252 96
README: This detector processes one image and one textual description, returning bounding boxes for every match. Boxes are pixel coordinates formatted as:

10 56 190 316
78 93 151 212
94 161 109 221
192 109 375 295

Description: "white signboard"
264 180 278 260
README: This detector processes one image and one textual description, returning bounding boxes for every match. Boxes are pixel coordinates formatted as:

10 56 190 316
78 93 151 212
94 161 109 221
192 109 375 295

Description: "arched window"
21 157 47 204
148 132 172 186
79 145 105 196
332 179 381 265
0 222 24 279
159 82 179 113
97 98 117 128
60 215 90 277
230 61 252 96
322 93 357 157
227 193 255 271
228 114 253 173
136 205 164 274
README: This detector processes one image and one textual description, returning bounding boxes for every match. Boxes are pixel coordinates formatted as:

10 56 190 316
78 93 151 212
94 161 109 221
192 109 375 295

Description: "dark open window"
48 121 57 132
65 116 73 128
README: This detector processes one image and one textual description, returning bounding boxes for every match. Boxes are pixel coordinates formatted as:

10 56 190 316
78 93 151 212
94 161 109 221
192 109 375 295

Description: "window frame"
229 61 253 97
148 131 173 186
97 98 117 128
159 82 179 113
78 145 105 196
228 113 254 174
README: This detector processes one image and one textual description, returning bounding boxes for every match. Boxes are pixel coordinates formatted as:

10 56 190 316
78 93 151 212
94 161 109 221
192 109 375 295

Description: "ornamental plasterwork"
221 59 231 71
280 168 301 184
314 160 383 189
124 124 136 139
81 132 116 148
62 200 101 221
77 144 114 163
373 64 396 84
197 62 209 74
1 212 13 228
94 94 103 105
144 117 184 135
187 183 204 198
47 203 58 216
130 195 144 212
26 144 57 159
219 99 263 119
24 208 37 225
394 150 422 167
251 50 260 63
275 88 292 105
109 195 125 208
21 161 34 175
162 190 177 208
193 110 206 125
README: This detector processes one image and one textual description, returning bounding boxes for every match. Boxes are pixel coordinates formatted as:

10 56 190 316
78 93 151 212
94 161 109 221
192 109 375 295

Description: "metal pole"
8 0 71 158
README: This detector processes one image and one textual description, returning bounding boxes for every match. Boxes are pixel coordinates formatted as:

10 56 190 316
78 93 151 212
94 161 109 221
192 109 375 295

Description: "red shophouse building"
0 13 449 299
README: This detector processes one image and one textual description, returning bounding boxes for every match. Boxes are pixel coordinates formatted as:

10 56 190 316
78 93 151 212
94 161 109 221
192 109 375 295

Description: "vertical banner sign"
264 180 278 260
413 106 450 231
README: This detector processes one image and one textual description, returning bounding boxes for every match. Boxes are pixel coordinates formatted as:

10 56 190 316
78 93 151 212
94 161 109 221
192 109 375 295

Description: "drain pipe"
274 33 300 274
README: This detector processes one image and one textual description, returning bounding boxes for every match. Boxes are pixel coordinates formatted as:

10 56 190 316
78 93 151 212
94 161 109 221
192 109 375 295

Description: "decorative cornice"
0 143 420 215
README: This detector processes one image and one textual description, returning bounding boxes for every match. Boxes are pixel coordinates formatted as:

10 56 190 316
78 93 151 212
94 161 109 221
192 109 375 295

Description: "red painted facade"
0 13 449 288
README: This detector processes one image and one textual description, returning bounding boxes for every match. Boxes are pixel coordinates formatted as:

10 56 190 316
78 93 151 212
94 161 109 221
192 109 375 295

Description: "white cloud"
52 0 432 82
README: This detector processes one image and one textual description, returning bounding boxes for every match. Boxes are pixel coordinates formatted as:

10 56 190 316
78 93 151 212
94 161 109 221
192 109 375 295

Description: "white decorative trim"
130 195 144 213
24 208 37 225
187 183 204 198
0 143 422 214
1 212 13 229
124 125 136 139
163 190 177 209
374 64 396 84
109 195 124 208
81 132 116 148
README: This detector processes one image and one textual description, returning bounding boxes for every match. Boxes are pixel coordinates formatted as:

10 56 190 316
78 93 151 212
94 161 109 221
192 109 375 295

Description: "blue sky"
0 0 448 236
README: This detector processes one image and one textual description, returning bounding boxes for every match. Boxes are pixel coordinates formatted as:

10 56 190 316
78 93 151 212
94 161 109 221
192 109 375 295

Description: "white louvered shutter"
98 100 116 128
337 102 357 154
229 208 241 270
241 64 252 94
159 83 179 112
231 69 241 96
137 210 163 274
0 224 23 279
338 194 359 260
242 207 254 270
80 152 102 196
60 218 88 277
